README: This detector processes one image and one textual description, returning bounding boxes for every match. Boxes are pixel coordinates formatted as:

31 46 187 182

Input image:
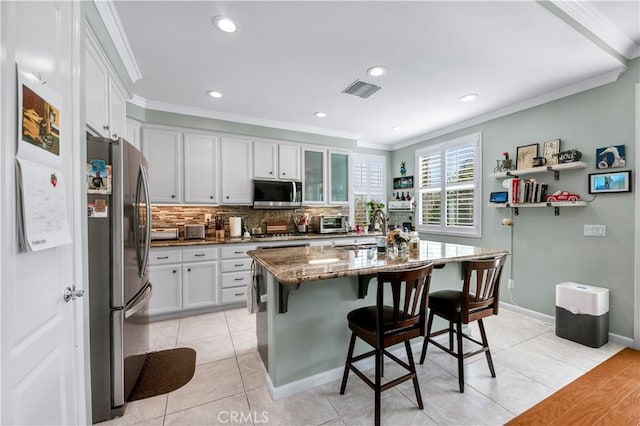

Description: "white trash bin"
555 282 609 348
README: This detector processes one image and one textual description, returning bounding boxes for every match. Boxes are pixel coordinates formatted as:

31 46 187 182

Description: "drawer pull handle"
234 277 245 281
194 254 205 257
234 292 245 296
234 251 243 254
157 256 169 259
234 263 244 267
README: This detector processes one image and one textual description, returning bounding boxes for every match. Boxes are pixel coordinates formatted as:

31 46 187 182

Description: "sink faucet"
371 208 387 234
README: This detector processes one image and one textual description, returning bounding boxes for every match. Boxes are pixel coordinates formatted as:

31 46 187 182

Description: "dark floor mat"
127 347 196 402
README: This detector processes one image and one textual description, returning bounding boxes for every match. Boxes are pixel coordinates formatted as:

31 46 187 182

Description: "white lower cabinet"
219 244 256 305
148 247 218 317
183 261 218 309
148 264 182 315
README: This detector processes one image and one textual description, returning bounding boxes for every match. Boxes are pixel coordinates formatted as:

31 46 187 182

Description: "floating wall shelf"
488 161 587 181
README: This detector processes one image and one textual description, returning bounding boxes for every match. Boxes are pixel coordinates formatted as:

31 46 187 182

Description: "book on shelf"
508 178 548 204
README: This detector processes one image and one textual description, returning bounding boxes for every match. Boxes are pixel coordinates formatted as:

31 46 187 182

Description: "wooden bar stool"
340 263 434 426
419 255 507 393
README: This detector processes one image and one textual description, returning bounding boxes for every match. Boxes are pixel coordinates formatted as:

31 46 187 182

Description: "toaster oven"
314 215 348 234
184 224 206 239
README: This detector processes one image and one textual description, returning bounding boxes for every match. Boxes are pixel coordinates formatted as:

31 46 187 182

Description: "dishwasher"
254 242 310 368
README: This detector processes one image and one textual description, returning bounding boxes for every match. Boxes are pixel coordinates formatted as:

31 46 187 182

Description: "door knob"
63 285 85 303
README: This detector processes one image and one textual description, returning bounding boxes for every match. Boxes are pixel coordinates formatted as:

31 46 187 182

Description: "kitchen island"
247 240 508 399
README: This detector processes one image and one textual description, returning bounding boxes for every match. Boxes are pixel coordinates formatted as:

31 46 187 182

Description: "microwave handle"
292 181 296 202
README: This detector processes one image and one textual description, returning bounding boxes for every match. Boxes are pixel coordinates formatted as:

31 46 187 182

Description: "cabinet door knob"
103 125 109 130
282 172 286 176
112 133 118 138
187 268 191 272
210 196 214 199
171 195 176 198
226 196 230 199
172 270 177 274
269 171 273 175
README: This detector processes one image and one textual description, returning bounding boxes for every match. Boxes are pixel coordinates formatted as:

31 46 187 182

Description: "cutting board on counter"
265 221 288 234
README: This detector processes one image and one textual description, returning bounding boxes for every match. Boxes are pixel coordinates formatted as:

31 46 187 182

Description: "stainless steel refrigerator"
87 135 152 423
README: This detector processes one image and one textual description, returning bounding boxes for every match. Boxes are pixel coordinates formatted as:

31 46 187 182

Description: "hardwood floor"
507 347 640 425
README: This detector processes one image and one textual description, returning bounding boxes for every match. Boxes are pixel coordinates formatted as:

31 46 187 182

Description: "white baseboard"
500 302 634 348
266 340 424 400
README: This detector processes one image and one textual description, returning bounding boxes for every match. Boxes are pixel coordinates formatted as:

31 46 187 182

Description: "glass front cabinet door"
330 151 349 204
303 149 325 204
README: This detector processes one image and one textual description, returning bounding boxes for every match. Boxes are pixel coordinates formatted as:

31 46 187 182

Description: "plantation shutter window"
351 154 386 226
416 132 482 237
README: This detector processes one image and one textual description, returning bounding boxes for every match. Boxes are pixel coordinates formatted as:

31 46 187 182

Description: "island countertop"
248 240 509 285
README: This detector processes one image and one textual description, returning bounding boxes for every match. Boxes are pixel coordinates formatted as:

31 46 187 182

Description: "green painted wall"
393 59 639 338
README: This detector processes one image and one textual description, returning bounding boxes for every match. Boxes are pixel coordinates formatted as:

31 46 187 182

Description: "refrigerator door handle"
140 164 152 276
124 283 153 319
134 164 152 277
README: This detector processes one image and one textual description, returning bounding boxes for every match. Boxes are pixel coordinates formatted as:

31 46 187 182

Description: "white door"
1 1 86 424
253 140 277 179
278 144 301 180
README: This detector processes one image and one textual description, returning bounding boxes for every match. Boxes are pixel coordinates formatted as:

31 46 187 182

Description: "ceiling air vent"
342 80 382 99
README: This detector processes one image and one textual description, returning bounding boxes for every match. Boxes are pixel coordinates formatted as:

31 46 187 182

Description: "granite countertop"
149 231 383 248
247 241 509 285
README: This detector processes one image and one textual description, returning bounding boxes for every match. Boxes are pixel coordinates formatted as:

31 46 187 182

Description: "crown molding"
94 0 142 82
547 0 639 60
391 67 625 151
128 97 362 141
356 140 392 151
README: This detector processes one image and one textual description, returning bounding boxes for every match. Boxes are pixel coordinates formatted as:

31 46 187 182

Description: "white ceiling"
112 1 639 149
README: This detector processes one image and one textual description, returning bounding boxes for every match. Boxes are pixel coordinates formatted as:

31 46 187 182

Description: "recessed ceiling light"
391 126 402 131
213 16 237 33
207 90 223 98
460 94 479 102
367 66 387 77
314 112 327 118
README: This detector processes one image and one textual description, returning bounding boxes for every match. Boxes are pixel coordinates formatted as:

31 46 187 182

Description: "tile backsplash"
151 205 349 236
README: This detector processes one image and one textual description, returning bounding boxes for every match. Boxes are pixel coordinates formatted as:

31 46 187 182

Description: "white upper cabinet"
303 148 325 204
85 29 127 139
253 141 278 179
141 127 182 203
126 118 142 150
278 144 301 180
329 150 350 204
253 141 300 180
220 137 253 204
184 133 219 203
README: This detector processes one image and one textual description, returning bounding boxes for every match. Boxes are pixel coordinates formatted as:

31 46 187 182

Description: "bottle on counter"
409 231 420 255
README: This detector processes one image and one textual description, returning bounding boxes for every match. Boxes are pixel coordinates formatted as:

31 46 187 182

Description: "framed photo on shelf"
588 170 631 194
516 143 538 170
542 139 560 166
393 176 413 189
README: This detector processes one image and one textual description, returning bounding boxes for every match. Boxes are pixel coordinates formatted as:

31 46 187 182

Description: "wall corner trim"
93 0 142 83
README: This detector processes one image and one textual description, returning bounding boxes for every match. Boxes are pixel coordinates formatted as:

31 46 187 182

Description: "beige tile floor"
99 307 623 426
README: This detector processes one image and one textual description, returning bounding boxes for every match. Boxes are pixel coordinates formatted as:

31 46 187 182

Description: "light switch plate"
584 224 606 237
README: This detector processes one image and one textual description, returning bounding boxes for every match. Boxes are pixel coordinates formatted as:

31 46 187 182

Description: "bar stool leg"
340 333 356 394
456 320 465 393
419 310 435 364
478 319 496 377
405 340 423 409
375 348 382 426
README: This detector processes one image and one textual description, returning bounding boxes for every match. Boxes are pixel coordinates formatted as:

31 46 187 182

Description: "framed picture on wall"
516 143 538 170
596 145 626 169
393 176 414 189
542 139 560 165
588 170 631 193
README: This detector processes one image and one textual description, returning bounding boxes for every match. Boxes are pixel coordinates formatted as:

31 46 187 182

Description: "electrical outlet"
508 279 515 290
205 213 212 222
584 224 606 237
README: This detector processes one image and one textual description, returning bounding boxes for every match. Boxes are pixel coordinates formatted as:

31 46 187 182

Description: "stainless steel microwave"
253 179 302 209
